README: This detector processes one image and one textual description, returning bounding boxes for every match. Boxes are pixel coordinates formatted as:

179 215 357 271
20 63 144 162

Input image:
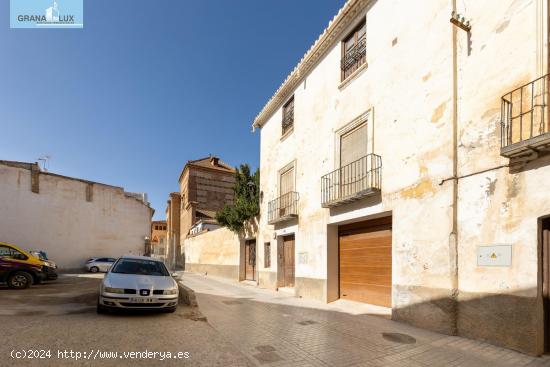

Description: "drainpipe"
450 0 459 336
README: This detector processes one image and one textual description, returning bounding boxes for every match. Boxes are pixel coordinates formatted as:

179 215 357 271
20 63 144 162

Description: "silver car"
97 256 178 313
86 257 116 273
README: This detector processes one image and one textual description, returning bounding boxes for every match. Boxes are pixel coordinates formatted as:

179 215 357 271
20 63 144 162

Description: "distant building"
165 192 181 270
0 160 153 270
178 156 235 240
151 220 167 261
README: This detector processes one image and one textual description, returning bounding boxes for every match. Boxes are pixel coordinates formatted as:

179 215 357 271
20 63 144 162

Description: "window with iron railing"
321 154 381 207
501 74 550 156
282 96 294 136
268 191 299 224
341 21 366 81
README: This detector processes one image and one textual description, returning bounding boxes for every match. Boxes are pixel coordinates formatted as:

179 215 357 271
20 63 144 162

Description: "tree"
216 164 259 232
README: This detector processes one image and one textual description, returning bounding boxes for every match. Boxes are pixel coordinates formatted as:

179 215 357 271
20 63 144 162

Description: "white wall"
0 163 152 270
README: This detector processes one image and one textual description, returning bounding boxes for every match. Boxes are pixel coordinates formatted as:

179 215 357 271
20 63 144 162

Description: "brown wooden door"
339 219 392 307
245 240 256 281
543 228 550 353
282 235 295 287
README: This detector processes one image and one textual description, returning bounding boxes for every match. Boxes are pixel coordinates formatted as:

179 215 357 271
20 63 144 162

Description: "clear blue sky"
0 0 345 219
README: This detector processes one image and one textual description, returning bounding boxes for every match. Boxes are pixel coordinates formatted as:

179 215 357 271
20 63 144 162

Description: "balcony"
501 74 550 158
321 154 381 208
268 191 299 224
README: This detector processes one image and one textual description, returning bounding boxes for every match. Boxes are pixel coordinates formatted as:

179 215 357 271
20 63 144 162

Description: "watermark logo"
10 0 83 28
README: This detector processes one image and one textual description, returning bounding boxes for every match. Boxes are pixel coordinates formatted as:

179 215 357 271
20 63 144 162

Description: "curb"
177 280 199 308
176 279 207 322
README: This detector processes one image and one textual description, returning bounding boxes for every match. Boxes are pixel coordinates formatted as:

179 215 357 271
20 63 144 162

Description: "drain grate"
255 345 276 353
382 332 416 344
297 320 317 325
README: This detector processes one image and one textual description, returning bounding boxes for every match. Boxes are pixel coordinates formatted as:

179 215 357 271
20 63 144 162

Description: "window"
340 122 368 167
0 246 27 260
279 165 295 196
264 242 271 268
282 96 294 135
341 20 366 81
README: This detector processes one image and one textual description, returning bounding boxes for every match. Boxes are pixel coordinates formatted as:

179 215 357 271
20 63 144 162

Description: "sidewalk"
179 271 550 367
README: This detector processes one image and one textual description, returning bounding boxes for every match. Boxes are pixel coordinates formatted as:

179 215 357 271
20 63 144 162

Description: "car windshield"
111 259 169 276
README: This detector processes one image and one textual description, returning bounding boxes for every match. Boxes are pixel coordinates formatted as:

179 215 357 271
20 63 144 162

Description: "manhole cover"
255 345 276 353
297 320 317 325
382 332 416 344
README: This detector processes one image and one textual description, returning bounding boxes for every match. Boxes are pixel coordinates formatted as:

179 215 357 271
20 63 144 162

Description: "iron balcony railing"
340 34 366 74
321 154 382 208
501 74 550 155
282 105 294 135
268 191 299 224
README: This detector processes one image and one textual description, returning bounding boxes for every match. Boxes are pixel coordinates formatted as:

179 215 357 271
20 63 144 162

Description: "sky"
0 0 346 219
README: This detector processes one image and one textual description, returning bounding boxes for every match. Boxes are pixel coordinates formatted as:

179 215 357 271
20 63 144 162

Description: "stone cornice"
252 0 370 130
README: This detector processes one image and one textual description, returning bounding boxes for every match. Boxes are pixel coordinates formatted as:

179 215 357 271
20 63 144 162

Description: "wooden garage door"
339 218 392 307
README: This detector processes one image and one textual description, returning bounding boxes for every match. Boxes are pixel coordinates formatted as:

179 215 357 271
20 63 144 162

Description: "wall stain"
485 178 497 197
495 19 510 34
422 72 431 82
401 178 436 200
431 102 447 123
481 107 500 121
507 176 520 199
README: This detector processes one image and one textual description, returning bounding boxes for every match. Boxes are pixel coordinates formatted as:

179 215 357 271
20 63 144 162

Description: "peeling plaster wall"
0 164 152 270
257 0 546 355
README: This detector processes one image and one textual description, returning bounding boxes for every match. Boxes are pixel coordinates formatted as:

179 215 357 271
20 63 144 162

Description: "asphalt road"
0 274 252 367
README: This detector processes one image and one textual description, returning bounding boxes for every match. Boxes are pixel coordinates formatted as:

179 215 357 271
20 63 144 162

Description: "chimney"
210 157 219 166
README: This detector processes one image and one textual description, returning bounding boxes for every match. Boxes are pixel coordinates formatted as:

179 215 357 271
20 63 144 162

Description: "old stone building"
178 156 239 274
252 0 550 355
0 160 153 270
178 156 235 239
151 220 167 261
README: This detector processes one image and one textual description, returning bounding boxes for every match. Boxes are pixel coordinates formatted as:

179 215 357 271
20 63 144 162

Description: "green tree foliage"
216 164 259 232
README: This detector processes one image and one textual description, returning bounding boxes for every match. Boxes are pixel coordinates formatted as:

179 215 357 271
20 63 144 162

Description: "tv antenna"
37 155 51 172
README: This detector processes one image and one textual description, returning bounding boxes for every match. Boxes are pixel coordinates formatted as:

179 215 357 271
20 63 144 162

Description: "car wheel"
90 266 99 273
7 272 32 289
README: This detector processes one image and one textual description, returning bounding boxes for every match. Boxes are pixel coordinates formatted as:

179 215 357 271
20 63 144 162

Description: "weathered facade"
0 160 153 270
253 0 550 355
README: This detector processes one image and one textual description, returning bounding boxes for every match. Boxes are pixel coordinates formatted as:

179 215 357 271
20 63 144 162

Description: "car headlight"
104 287 125 294
163 289 177 295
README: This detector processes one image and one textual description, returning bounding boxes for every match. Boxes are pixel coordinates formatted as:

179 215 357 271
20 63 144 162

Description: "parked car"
29 250 58 280
0 241 47 289
86 257 117 273
97 256 178 314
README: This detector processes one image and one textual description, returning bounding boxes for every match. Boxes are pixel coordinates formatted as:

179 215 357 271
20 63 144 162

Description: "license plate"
128 298 156 303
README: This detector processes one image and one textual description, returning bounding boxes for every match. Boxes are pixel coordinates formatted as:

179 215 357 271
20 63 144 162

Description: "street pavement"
0 274 252 367
181 272 550 367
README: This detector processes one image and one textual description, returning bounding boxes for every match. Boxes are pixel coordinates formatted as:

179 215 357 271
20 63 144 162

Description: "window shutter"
340 123 368 167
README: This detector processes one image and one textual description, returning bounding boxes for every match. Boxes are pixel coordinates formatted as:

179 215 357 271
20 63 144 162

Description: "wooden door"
543 228 550 352
276 235 296 288
339 219 392 307
245 240 256 281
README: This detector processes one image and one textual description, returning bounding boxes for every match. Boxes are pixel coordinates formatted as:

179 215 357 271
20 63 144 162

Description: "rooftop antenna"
37 155 51 172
